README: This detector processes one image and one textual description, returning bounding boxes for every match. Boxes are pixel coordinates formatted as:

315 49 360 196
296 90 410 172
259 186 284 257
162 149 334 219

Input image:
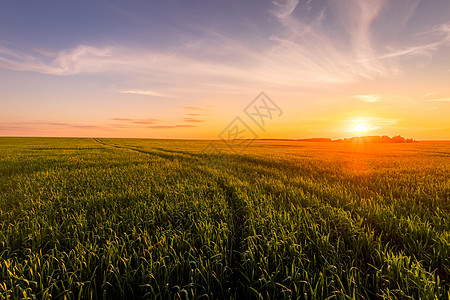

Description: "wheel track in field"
93 138 199 162
225 154 450 286
90 139 450 295
195 162 249 297
216 175 247 297
94 137 248 296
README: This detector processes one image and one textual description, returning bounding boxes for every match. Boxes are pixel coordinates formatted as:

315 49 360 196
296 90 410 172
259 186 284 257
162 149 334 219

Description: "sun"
352 123 369 133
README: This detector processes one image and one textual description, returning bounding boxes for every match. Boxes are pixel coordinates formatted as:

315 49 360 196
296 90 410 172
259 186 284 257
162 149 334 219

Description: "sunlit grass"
0 137 448 299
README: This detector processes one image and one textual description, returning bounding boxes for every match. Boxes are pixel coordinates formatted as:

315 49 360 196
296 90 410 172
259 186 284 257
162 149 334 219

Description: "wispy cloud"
184 106 209 111
0 121 106 131
0 1 448 92
33 48 57 58
117 89 169 97
353 94 379 103
112 117 201 128
184 118 205 123
0 119 199 133
38 121 103 129
376 22 450 62
272 0 300 25
268 0 448 82
181 107 208 123
147 125 196 129
0 45 119 75
111 118 161 124
429 97 450 102
424 92 450 102
335 0 386 62
268 0 392 80
0 124 25 131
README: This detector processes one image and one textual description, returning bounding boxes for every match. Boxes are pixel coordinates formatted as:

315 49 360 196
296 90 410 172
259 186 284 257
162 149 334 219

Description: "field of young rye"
0 137 449 299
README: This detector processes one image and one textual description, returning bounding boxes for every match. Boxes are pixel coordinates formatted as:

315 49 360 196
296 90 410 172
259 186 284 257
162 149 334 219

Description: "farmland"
0 137 449 299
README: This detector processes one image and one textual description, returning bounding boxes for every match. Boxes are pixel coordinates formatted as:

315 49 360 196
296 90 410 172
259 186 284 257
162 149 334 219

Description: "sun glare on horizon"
352 123 369 134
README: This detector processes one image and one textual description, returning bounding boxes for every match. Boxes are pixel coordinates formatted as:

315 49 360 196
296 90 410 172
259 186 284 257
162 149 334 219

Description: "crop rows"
0 137 449 299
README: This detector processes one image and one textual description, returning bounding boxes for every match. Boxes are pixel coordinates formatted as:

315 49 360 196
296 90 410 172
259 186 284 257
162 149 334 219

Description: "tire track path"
93 138 198 162
94 138 249 296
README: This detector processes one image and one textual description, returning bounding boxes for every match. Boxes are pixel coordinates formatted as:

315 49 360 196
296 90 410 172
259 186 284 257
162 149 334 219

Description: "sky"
1 0 449 140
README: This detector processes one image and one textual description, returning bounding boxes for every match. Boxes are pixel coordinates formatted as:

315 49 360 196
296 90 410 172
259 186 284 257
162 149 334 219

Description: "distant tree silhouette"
391 135 406 143
298 135 416 143
344 135 415 143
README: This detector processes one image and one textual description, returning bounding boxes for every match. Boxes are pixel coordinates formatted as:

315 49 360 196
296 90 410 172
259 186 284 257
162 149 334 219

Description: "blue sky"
1 0 450 139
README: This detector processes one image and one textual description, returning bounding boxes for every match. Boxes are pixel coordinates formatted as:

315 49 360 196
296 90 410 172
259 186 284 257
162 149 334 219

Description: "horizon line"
1 135 449 142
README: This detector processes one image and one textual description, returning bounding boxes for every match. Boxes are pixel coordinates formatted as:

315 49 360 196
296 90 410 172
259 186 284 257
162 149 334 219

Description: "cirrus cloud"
353 94 379 103
0 1 449 93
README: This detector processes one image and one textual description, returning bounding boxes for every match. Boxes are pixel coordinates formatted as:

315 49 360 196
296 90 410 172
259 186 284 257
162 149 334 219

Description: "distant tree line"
298 135 416 143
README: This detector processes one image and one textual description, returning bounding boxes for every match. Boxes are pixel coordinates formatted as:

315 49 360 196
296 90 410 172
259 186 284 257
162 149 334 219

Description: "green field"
0 137 449 299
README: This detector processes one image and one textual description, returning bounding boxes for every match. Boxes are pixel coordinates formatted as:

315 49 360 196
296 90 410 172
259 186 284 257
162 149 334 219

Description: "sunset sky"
1 0 449 139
